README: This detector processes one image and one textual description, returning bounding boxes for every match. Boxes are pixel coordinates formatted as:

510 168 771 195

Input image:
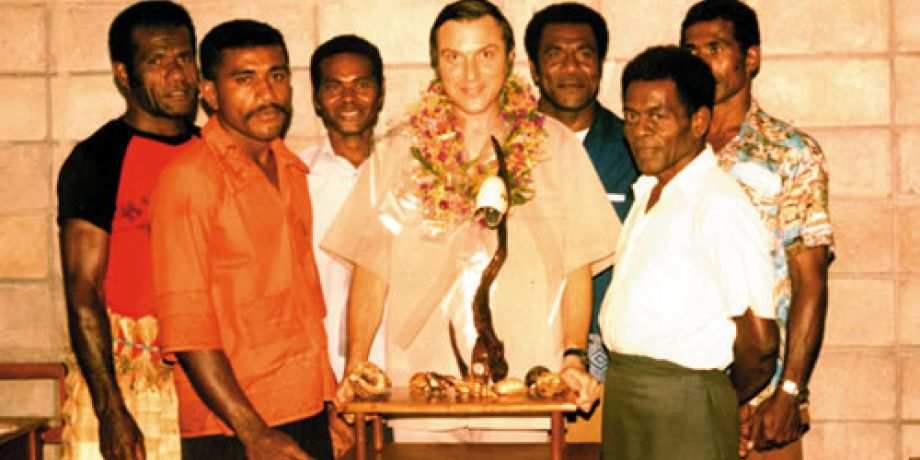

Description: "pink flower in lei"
407 75 546 229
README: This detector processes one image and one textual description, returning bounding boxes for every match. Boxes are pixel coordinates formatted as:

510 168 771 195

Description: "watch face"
781 379 800 396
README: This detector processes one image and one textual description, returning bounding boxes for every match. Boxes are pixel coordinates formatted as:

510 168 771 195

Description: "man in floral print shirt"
681 1 834 459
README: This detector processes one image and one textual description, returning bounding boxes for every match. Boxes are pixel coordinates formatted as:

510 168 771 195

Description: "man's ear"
312 92 322 117
691 105 712 139
744 44 761 79
376 80 386 114
113 62 130 91
505 49 515 80
200 79 218 113
528 59 541 86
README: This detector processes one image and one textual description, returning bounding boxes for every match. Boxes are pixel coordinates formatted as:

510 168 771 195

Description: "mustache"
245 103 290 120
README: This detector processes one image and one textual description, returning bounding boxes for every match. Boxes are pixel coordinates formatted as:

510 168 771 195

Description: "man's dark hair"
200 20 289 81
429 0 514 68
680 0 760 53
621 46 715 117
310 35 384 94
108 1 195 74
524 2 608 68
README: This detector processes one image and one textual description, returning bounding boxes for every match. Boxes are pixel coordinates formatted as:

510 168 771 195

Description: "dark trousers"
181 409 333 460
602 352 738 460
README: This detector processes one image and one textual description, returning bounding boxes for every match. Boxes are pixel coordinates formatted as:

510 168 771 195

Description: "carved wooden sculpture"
449 136 511 384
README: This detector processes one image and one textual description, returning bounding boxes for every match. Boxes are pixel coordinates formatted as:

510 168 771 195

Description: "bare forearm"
59 221 127 417
561 265 592 352
176 350 267 441
781 245 829 387
345 267 386 369
66 294 125 415
732 345 777 403
733 309 779 403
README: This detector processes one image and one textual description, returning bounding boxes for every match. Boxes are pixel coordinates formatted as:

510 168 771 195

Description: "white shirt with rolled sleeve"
599 145 775 371
301 139 385 379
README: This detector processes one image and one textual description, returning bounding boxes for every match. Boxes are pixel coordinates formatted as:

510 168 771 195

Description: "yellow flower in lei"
407 75 546 229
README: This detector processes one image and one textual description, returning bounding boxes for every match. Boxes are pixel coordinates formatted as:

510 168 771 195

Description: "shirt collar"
202 116 307 188
633 144 717 199
303 135 365 174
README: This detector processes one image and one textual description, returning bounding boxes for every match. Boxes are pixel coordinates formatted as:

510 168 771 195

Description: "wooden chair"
0 362 67 456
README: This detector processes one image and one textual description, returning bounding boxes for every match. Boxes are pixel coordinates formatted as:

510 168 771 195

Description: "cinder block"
0 214 48 279
51 3 120 73
809 349 895 420
0 283 56 352
602 0 697 60
753 0 887 55
51 74 124 142
0 380 58 417
0 5 47 73
899 129 920 195
896 0 920 52
825 279 895 346
316 0 452 65
377 65 437 131
896 57 920 125
288 68 321 139
905 425 920 459
899 279 920 346
899 205 920 274
755 58 889 128
185 1 315 69
0 77 47 141
597 59 622 118
902 353 920 419
812 128 891 198
0 144 51 213
804 422 896 460
827 201 893 274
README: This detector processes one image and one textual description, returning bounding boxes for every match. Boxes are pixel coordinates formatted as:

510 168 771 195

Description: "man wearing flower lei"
323 0 620 443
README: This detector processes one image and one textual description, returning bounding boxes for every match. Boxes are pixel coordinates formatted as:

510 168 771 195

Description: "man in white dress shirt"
598 46 778 460
301 34 387 380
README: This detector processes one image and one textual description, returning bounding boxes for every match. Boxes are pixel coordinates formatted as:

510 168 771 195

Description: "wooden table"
0 418 50 460
342 388 577 460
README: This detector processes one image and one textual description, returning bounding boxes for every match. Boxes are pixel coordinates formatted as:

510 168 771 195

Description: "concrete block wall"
0 0 915 458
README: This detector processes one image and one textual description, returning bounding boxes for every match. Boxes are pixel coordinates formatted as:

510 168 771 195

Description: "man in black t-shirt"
55 2 199 459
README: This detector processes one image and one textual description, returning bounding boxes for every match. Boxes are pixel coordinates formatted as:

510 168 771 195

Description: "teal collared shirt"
583 104 639 335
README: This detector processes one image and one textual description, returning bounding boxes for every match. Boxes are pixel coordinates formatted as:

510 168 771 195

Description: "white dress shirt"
301 139 385 379
599 146 774 370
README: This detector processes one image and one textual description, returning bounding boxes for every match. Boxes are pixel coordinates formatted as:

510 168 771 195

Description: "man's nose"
253 75 278 102
561 52 578 72
464 58 480 81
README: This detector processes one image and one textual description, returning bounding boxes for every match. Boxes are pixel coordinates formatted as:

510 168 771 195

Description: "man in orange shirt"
150 20 334 460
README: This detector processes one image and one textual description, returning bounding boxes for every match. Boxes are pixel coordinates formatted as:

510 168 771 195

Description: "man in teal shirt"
526 2 639 381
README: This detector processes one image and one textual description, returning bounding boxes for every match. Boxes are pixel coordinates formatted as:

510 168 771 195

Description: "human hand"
754 391 805 450
738 403 758 459
559 366 601 412
327 405 355 458
98 407 145 460
241 426 313 460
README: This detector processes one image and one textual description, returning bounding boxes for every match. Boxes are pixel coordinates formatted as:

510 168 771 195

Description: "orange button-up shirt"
151 117 334 437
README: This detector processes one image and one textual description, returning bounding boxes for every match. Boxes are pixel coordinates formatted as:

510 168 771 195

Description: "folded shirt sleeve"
151 157 223 352
702 191 776 320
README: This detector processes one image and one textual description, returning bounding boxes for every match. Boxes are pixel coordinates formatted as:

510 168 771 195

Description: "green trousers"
602 352 739 460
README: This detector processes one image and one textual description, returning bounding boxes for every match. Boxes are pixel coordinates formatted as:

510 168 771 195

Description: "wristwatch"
563 347 589 370
780 379 809 403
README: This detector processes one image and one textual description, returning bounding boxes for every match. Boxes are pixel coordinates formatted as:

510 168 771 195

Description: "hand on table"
559 366 601 412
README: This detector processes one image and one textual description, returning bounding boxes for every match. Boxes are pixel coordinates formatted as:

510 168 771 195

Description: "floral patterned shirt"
715 100 834 404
